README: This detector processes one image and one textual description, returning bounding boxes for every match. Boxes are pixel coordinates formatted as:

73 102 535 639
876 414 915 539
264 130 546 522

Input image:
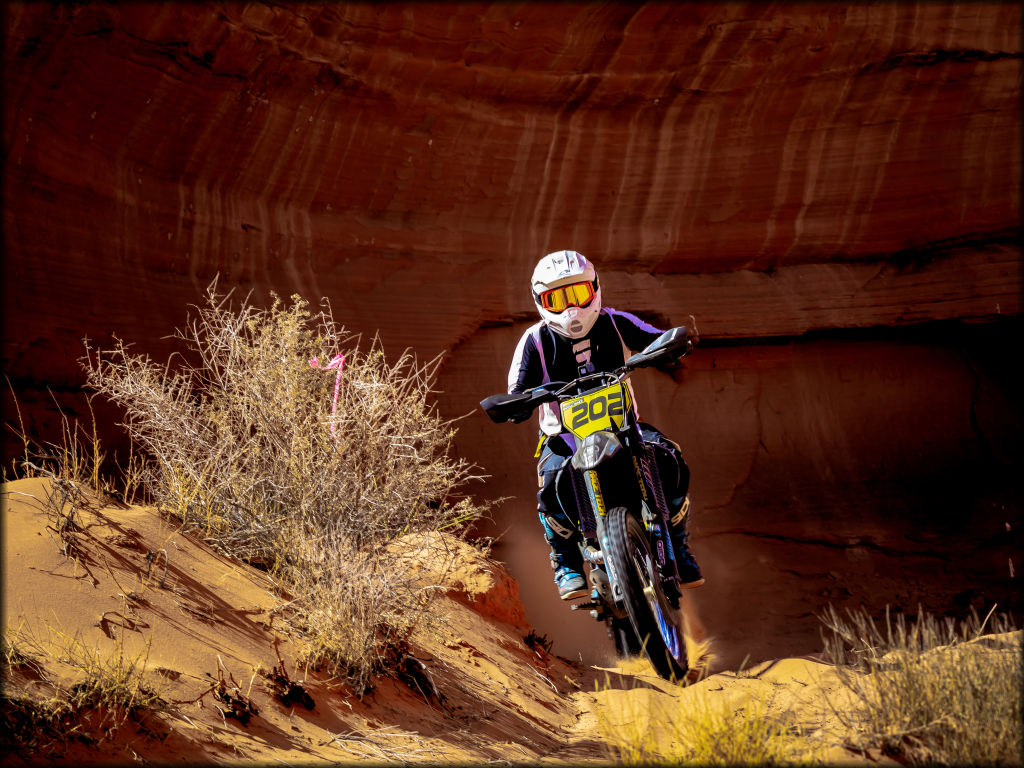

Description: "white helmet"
531 250 602 339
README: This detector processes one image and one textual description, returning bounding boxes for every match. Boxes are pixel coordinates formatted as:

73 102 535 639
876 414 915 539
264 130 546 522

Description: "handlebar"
479 325 694 425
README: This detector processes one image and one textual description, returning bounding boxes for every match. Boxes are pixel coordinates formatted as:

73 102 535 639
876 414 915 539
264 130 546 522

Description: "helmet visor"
538 281 596 312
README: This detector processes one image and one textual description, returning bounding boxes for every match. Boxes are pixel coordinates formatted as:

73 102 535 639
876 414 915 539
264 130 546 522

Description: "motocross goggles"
536 280 597 312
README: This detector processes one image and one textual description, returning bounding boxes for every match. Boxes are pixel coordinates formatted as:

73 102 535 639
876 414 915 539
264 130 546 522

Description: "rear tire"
606 505 688 681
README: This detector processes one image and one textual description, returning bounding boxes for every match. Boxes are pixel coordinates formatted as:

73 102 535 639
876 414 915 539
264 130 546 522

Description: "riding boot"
668 494 704 588
539 512 587 599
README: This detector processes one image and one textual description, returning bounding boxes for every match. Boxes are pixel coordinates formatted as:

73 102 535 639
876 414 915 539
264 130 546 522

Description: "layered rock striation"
3 2 1020 662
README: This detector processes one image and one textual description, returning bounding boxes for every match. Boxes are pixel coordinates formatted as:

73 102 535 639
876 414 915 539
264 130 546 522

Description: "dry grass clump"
4 378 146 507
1 626 164 756
673 694 811 766
3 395 132 564
822 605 1022 765
598 633 812 766
79 282 486 689
598 685 812 765
50 630 163 720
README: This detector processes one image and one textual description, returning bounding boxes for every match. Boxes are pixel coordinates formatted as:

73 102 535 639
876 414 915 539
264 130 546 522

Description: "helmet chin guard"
531 250 602 339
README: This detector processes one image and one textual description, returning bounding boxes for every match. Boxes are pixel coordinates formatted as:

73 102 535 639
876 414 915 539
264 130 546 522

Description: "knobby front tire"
606 505 689 682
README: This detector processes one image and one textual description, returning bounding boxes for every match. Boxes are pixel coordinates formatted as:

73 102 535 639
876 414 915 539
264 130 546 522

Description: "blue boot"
540 513 587 600
553 564 587 600
669 495 704 588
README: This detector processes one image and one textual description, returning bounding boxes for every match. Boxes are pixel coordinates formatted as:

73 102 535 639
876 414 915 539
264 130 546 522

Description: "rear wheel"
606 505 688 681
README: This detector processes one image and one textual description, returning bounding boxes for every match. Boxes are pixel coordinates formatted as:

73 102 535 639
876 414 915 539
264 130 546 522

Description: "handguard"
624 326 692 369
479 392 534 423
479 382 564 424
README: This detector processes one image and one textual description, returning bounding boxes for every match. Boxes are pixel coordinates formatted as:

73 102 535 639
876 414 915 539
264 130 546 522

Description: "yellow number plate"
560 383 632 440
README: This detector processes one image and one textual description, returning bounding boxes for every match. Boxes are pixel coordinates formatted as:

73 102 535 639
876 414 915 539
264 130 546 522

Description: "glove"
511 409 532 424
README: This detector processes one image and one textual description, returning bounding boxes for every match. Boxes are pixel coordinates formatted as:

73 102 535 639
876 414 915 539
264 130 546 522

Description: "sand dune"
3 477 1010 764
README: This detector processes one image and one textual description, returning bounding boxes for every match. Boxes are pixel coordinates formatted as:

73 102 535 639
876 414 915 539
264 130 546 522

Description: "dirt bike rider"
507 250 705 600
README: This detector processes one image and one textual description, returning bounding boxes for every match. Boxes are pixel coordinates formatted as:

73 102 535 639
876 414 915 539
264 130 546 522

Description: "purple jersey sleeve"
606 309 665 352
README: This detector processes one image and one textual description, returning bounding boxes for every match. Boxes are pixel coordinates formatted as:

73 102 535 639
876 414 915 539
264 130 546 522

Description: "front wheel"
606 505 689 681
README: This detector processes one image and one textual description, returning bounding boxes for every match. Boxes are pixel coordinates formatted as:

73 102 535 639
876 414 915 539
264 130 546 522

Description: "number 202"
569 390 624 429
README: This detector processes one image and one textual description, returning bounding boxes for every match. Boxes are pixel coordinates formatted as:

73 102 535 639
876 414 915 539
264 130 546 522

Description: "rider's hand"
660 358 687 384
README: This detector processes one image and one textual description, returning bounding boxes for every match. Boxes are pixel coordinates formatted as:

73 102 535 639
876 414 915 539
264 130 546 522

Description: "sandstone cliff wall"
4 3 1019 376
3 2 1020 661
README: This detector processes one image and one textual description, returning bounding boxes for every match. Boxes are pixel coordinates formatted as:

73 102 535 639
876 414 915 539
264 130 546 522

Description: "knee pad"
543 513 575 540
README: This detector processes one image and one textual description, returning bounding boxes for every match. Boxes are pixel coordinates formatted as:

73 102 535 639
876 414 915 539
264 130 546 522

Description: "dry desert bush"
600 606 1021 766
822 605 1022 765
79 282 487 689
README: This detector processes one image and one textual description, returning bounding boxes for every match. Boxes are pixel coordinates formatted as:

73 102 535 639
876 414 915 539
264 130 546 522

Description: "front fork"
583 470 623 613
579 462 681 620
631 451 684 603
580 456 682 615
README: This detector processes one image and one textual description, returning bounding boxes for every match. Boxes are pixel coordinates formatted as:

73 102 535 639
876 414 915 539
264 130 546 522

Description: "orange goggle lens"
538 281 595 312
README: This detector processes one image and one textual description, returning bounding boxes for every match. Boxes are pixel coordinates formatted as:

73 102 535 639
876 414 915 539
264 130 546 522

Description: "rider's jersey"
507 309 664 436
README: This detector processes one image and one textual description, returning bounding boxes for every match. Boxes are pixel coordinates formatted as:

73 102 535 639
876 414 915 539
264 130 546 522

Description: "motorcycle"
480 326 694 681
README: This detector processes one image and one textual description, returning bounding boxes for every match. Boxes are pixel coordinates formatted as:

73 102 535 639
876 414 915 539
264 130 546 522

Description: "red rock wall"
3 2 1021 662
3 3 1019 373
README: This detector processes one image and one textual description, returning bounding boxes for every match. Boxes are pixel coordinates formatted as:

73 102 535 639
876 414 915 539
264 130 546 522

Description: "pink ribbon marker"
310 353 346 435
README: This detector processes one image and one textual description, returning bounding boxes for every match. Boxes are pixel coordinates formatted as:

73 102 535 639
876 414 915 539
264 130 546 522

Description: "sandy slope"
3 477 898 764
